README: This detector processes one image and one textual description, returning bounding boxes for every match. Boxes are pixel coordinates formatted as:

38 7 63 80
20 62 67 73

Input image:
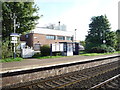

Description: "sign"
10 33 19 44
52 43 63 52
11 41 17 43
12 37 17 41
10 33 19 37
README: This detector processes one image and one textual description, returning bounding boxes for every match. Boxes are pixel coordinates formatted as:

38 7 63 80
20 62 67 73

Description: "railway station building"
20 27 74 49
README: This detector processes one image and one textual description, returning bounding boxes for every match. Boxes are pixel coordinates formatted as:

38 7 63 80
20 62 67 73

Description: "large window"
57 36 65 40
46 35 55 40
66 37 72 40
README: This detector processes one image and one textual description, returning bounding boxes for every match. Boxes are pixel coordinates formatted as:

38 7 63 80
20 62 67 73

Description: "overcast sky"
35 0 119 41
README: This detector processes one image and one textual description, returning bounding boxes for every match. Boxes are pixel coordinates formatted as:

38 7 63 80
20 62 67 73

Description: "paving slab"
1 53 119 74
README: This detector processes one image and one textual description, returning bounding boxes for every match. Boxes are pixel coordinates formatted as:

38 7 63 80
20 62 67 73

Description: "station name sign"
10 33 19 43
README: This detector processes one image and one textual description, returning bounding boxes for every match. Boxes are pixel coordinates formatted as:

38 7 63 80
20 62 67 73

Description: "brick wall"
21 33 73 47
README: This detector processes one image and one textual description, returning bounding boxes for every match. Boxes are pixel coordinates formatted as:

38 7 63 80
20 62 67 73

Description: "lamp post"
75 29 77 42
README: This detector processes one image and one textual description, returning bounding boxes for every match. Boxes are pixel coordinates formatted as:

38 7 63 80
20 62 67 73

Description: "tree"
116 29 120 51
85 15 116 52
2 2 40 41
80 41 85 47
2 2 40 59
105 31 117 48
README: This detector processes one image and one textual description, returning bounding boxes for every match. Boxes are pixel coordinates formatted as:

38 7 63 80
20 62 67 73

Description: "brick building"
20 27 74 49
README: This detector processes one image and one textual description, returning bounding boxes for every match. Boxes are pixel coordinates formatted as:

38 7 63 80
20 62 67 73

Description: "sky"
34 0 119 41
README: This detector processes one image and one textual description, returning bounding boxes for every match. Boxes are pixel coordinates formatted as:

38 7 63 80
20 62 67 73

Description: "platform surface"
1 53 119 74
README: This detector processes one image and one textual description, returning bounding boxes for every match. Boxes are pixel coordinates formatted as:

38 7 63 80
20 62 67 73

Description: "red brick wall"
26 33 33 47
20 35 26 41
32 33 72 46
20 33 73 47
20 33 33 47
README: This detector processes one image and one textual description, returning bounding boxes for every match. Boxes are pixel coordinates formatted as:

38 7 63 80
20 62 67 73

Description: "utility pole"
13 13 17 58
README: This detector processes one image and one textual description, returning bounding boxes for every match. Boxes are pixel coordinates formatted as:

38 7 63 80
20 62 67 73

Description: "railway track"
89 74 120 90
2 59 120 90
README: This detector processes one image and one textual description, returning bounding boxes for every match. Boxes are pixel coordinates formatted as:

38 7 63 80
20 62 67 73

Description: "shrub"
89 44 115 53
40 45 50 56
51 52 61 56
2 41 13 59
90 47 107 53
32 53 41 58
107 46 116 53
85 42 100 53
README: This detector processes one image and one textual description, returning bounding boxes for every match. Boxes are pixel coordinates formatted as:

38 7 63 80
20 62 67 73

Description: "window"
57 36 65 40
33 44 40 51
25 34 29 38
66 37 72 40
46 35 55 40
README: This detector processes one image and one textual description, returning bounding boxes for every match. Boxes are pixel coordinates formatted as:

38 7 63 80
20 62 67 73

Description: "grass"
1 51 119 63
0 56 64 63
37 56 65 59
36 51 120 58
79 51 120 56
0 57 23 63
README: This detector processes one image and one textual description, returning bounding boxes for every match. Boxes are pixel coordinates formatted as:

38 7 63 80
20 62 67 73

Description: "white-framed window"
57 36 65 40
66 37 72 40
46 35 55 40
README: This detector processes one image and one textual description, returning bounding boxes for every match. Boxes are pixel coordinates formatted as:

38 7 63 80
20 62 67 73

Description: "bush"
40 45 50 56
85 42 100 53
32 53 41 58
107 46 116 53
89 44 115 53
2 41 13 59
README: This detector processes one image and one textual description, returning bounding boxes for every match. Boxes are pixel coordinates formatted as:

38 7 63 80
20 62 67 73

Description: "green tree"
2 2 40 41
85 15 116 52
105 31 117 48
116 29 120 51
2 2 40 59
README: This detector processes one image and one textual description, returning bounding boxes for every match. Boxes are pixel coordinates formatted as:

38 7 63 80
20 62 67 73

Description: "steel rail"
89 74 120 90
2 60 119 89
52 66 120 89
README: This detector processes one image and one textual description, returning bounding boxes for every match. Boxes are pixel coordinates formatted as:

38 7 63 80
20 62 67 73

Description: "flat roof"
30 28 73 37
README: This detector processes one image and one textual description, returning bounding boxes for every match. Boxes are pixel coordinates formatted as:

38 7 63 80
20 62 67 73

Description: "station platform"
1 53 119 74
